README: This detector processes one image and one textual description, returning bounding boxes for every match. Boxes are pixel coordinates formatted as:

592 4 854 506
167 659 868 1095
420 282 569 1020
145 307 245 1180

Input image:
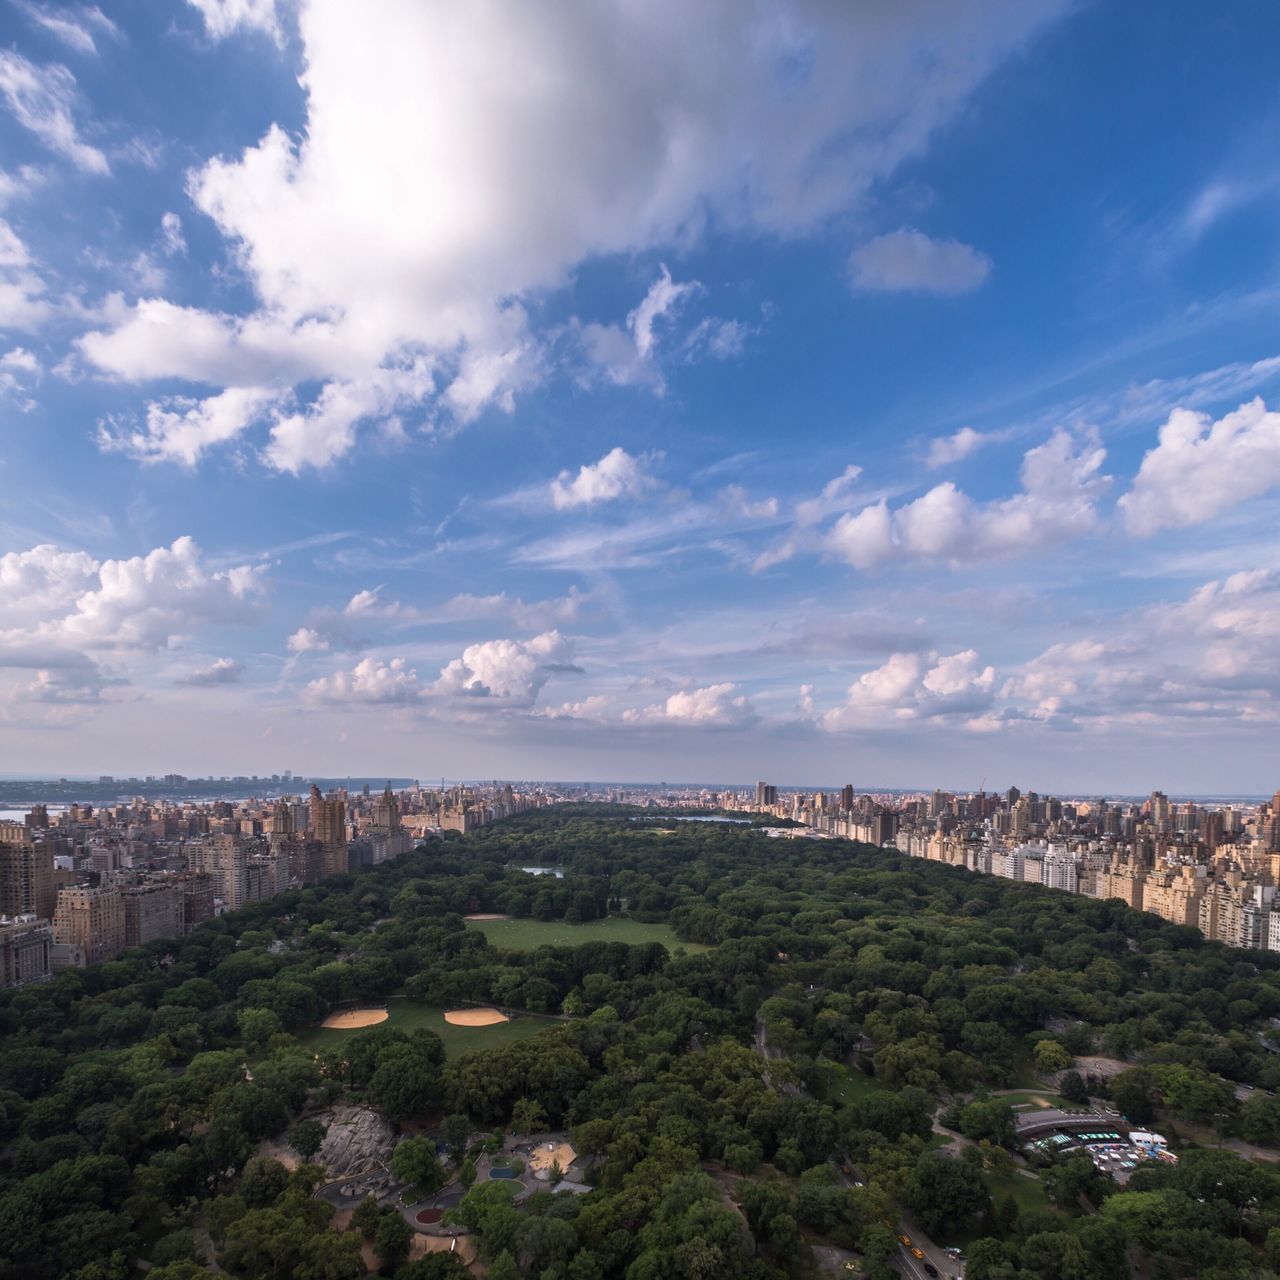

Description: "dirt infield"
443 1007 510 1027
463 912 511 920
530 1140 577 1175
320 1008 389 1029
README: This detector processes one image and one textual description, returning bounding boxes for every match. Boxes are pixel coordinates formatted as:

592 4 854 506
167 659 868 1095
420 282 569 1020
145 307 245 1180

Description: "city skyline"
2 2 1280 789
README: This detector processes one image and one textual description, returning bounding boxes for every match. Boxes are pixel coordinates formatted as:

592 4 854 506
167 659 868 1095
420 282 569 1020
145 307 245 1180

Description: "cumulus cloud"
0 50 108 173
0 536 266 652
97 386 277 466
306 656 422 704
287 627 329 654
83 0 1066 467
826 430 1108 569
0 544 100 625
1119 397 1280 535
848 228 991 294
822 649 995 730
625 681 756 728
0 538 266 716
752 465 864 571
435 630 579 704
926 426 998 469
185 0 281 43
177 656 243 686
550 447 655 510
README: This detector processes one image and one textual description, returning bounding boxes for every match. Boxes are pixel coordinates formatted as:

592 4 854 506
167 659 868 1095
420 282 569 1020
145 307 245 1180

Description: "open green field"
464 916 710 952
829 1063 887 1105
986 1168 1062 1218
294 998 553 1058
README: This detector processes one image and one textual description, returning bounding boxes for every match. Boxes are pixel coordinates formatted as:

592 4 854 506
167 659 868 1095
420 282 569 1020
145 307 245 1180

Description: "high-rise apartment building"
0 915 52 988
121 882 185 948
53 885 125 965
0 828 57 921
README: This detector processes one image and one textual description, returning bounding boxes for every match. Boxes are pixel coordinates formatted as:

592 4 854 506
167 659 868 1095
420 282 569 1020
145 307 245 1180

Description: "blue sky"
2 0 1280 792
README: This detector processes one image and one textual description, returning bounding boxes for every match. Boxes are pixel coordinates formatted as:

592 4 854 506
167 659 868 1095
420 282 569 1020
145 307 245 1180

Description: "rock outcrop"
316 1105 395 1176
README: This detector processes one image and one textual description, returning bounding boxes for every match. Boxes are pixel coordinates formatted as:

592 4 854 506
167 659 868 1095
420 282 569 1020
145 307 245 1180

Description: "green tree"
908 1154 993 1238
440 1113 472 1163
511 1096 547 1134
1109 1068 1156 1125
373 1208 412 1272
1032 1039 1071 1074
390 1137 447 1197
289 1118 327 1161
1059 1070 1089 1105
351 1194 382 1239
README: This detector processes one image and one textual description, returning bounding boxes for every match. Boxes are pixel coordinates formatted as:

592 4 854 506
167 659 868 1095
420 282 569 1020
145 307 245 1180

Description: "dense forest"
3 807 1280 1280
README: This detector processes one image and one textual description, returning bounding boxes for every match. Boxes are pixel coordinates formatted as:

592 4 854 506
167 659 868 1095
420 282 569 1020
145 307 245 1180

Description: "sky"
1 0 1279 793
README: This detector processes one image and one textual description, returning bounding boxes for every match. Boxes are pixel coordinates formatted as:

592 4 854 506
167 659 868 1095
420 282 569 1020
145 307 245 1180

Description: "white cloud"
0 219 52 330
97 385 277 466
306 656 422 705
287 626 329 654
1119 397 1280 535
0 51 108 173
0 536 265 653
0 544 100 625
822 649 995 730
185 0 281 43
630 265 697 360
438 588 589 631
0 345 40 408
265 363 434 473
0 538 266 716
538 694 615 722
436 630 579 704
684 316 753 361
752 465 864 571
84 0 1066 466
826 430 1108 569
625 681 756 728
848 228 991 294
16 4 122 56
160 211 186 256
550 446 655 510
926 426 997 469
795 465 863 527
1 347 38 374
177 656 243 686
580 266 700 389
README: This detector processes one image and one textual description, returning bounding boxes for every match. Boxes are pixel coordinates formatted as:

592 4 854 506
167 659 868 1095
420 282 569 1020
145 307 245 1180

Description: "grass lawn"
828 1063 887 1105
294 997 553 1058
464 916 710 952
986 1169 1062 1218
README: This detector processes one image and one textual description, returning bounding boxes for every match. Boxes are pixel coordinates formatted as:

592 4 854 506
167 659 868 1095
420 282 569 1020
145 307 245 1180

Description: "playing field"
296 998 550 1057
463 916 710 952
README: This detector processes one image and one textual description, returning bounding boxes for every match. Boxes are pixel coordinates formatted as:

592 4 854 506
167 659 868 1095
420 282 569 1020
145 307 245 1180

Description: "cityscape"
3 777 1278 991
3 2 1280 1279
